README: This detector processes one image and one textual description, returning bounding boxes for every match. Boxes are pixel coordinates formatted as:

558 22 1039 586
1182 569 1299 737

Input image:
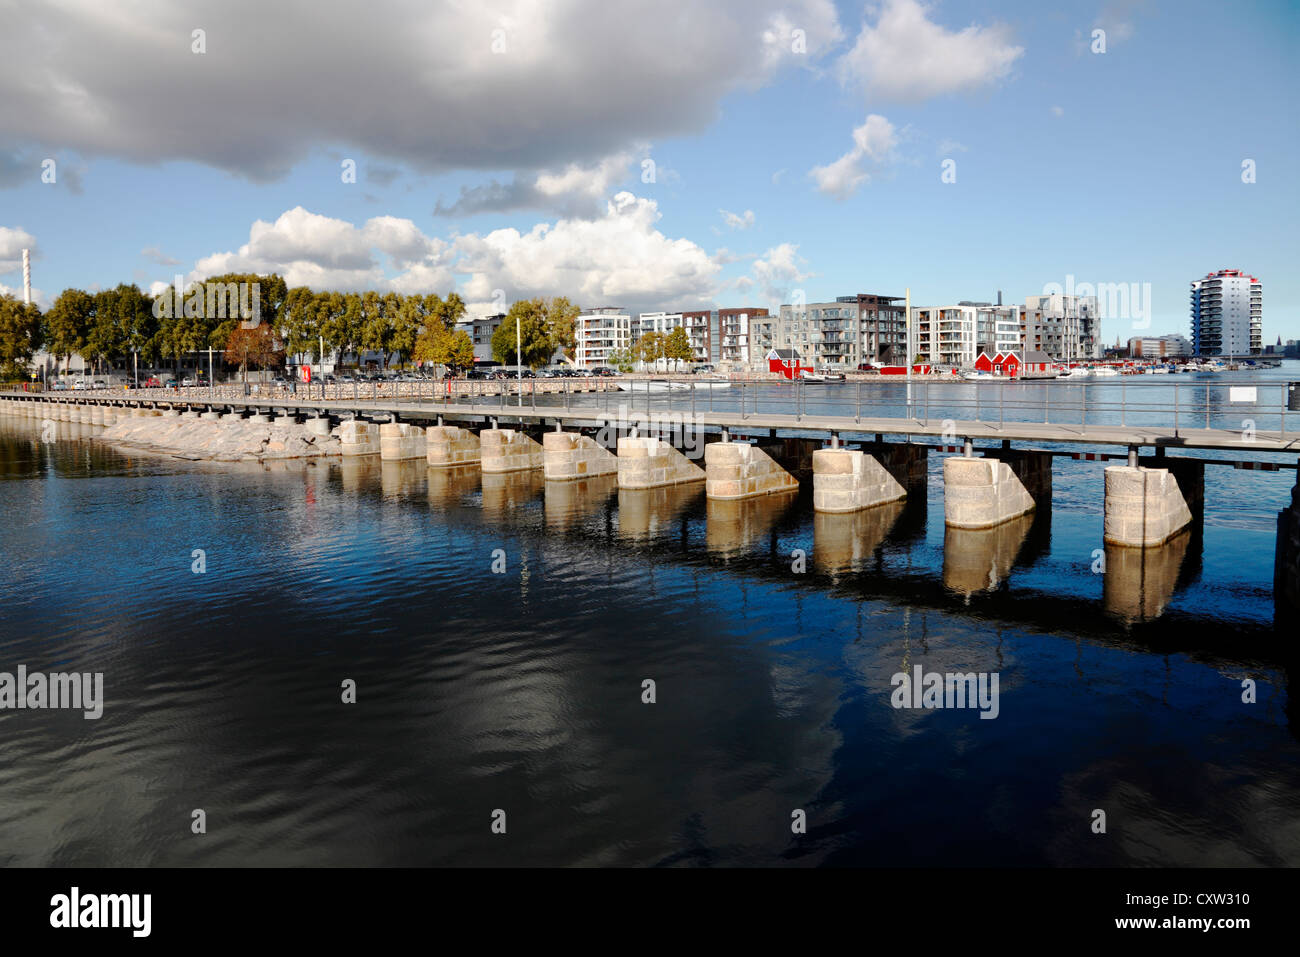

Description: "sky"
1 0 1297 344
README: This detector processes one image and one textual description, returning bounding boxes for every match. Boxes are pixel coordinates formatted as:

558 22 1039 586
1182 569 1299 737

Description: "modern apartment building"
768 294 906 369
913 302 1021 368
1128 334 1191 358
574 306 633 369
457 312 506 363
1190 269 1262 356
639 308 769 366
1022 294 1099 360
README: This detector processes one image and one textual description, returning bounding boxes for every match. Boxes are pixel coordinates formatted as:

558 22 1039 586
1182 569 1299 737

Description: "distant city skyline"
2 0 1297 343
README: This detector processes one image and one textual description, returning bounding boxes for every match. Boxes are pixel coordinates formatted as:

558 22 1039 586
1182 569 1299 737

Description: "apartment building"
1190 268 1262 356
1022 294 1100 361
456 312 506 363
574 306 632 368
638 307 769 366
768 294 906 369
913 302 1021 368
1128 334 1191 358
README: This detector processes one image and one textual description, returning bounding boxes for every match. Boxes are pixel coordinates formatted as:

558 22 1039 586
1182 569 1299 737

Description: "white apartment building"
574 306 632 368
635 312 706 362
768 295 908 369
913 303 1022 368
1128 334 1191 358
1022 294 1099 361
1191 269 1261 356
456 312 506 363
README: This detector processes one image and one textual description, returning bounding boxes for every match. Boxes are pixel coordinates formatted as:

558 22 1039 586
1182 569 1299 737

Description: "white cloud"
0 1 843 184
435 152 638 219
719 208 756 230
0 226 37 274
1051 105 1065 117
172 194 719 314
750 242 811 307
771 168 788 185
0 283 48 309
838 0 1023 103
936 138 968 155
810 114 899 199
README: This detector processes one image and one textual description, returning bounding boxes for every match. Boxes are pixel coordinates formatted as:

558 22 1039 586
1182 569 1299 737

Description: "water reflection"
813 501 906 578
942 513 1035 599
1103 531 1192 623
705 491 798 560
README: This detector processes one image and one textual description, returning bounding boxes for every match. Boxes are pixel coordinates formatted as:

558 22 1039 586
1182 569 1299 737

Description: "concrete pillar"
200 411 220 421
306 416 332 437
248 413 271 423
944 450 1052 529
338 419 381 457
274 414 296 426
705 440 799 500
813 448 912 513
1103 460 1202 547
481 428 544 473
427 425 482 468
1276 477 1300 618
543 431 616 480
162 407 179 417
617 435 705 489
182 410 200 419
89 405 104 426
380 421 426 461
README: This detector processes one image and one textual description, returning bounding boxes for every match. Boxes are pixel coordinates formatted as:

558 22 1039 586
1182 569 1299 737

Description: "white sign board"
1229 386 1257 403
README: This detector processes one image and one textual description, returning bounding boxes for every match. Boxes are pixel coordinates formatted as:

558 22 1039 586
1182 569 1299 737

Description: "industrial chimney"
996 289 1002 306
22 249 31 305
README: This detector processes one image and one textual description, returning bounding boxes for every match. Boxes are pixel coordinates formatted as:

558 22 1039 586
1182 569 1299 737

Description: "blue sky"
1 0 1297 342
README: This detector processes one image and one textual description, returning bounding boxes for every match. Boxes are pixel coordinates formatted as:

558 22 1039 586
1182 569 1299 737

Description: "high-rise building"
574 306 632 368
1190 269 1261 356
1022 294 1099 360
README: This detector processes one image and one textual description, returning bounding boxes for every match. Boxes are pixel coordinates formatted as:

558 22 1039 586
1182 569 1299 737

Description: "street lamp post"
516 317 522 409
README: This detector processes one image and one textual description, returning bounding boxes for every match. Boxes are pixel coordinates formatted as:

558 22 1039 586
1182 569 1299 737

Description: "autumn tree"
664 326 693 364
225 323 282 386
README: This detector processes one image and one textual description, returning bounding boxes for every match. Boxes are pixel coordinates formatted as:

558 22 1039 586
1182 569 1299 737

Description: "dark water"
1 378 1299 866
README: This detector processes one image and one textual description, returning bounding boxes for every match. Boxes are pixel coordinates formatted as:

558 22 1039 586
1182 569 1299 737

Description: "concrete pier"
338 419 381 456
812 446 922 513
427 425 481 468
480 428 544 473
944 450 1052 529
617 436 705 489
379 422 427 461
704 440 799 500
306 416 332 437
543 431 617 480
1103 460 1203 547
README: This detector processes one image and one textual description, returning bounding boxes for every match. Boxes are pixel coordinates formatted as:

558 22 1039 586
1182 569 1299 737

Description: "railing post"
1174 382 1179 437
855 380 861 424
1205 384 1210 430
1121 382 1126 427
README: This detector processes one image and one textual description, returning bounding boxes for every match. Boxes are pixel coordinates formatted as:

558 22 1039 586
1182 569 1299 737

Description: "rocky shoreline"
99 412 343 462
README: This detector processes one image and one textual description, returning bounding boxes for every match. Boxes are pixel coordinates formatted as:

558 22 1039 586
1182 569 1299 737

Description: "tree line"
0 273 586 381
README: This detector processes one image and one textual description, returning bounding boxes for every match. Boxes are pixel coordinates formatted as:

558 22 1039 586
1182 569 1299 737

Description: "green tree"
664 326 693 363
490 297 579 369
606 348 635 373
0 294 43 379
44 288 94 375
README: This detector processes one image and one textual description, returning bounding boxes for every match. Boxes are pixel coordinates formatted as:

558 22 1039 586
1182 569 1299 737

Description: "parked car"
72 379 89 390
92 379 108 389
181 376 196 387
163 379 178 389
270 376 288 387
143 376 161 388
51 380 69 391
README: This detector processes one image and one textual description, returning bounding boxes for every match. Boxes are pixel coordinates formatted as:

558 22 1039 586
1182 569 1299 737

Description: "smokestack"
22 249 31 305
997 289 1002 306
